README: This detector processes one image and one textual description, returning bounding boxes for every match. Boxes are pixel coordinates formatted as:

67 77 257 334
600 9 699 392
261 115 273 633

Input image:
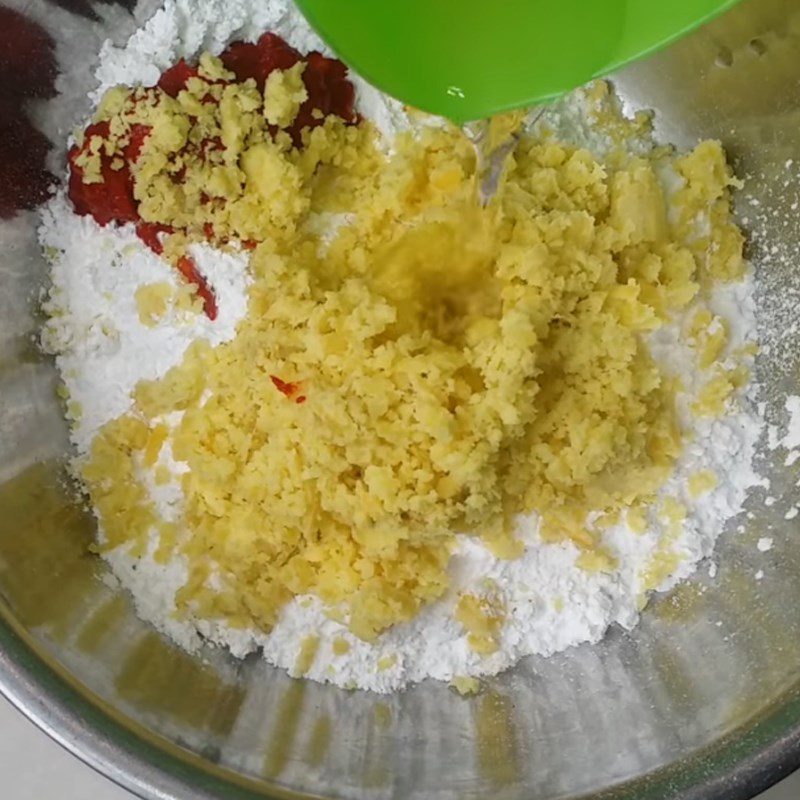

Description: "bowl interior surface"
1 0 800 798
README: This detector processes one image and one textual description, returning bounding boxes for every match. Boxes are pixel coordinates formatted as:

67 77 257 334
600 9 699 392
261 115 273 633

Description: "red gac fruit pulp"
65 31 360 315
157 59 200 97
177 255 218 320
221 32 301 88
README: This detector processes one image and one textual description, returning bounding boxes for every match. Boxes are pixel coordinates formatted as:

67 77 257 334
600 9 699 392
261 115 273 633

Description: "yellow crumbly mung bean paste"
79 57 746 642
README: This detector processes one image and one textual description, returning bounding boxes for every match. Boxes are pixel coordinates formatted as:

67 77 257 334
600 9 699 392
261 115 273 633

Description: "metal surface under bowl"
1 0 799 798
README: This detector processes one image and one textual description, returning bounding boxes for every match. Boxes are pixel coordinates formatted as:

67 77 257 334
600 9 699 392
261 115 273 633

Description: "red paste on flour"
68 32 357 320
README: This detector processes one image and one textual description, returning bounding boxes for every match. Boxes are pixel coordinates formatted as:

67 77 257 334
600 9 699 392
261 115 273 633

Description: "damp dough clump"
80 64 745 642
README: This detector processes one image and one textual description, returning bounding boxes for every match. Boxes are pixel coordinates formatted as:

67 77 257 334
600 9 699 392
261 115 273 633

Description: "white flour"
40 0 766 693
40 193 250 454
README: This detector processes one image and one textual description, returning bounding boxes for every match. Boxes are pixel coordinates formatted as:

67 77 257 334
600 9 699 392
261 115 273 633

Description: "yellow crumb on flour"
626 506 648 534
66 400 83 421
688 469 718 498
84 415 156 552
692 365 750 418
80 68 749 644
640 497 687 591
455 594 505 655
451 676 481 696
332 638 350 656
575 549 617 574
135 282 173 327
377 654 397 671
689 308 729 370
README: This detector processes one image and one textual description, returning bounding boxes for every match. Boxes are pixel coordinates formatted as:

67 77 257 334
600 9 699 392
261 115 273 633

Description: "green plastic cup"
295 0 742 123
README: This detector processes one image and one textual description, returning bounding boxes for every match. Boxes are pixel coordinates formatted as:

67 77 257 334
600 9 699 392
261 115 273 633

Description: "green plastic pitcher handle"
294 0 742 123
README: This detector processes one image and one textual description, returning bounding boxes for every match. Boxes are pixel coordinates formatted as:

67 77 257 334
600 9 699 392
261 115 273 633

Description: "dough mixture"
40 0 763 692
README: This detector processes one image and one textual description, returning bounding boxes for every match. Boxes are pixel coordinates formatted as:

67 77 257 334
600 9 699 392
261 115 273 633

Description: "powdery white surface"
764 395 800 473
40 0 766 693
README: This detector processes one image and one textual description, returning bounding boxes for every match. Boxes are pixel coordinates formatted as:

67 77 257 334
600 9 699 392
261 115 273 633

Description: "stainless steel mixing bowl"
1 0 799 797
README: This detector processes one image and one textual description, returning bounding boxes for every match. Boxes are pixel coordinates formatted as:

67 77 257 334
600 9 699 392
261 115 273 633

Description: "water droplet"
446 85 466 100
